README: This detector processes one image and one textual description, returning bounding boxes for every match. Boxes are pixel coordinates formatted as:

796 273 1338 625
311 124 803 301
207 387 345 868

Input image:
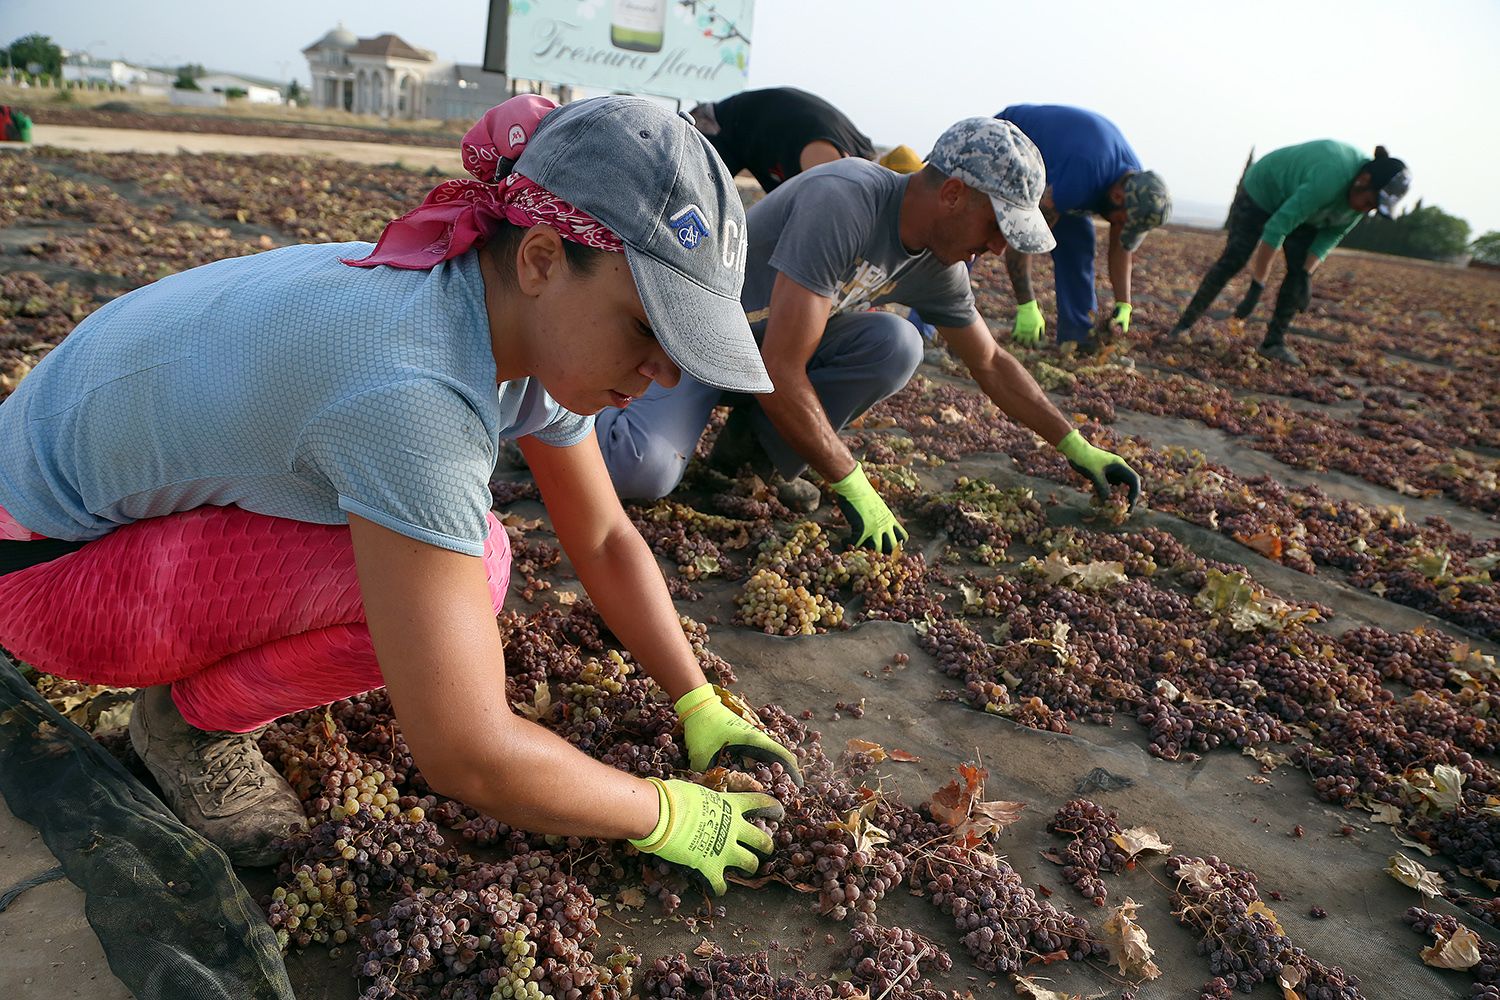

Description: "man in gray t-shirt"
598 118 1142 551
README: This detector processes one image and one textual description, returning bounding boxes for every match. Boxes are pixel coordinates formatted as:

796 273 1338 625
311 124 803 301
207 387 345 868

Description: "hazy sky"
4 0 1498 232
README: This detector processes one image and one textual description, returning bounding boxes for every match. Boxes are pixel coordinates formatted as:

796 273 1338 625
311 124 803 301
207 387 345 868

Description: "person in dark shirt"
690 87 878 192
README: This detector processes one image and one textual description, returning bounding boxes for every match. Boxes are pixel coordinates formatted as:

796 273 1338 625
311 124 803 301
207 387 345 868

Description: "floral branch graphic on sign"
677 1 749 43
676 0 750 69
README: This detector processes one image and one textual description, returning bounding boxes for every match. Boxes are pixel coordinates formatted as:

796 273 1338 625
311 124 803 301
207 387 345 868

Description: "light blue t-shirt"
0 243 592 556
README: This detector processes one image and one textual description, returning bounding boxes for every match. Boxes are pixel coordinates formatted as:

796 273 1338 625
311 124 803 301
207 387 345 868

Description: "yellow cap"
878 144 924 174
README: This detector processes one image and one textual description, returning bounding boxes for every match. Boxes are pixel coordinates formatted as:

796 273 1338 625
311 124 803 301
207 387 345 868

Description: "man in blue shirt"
996 105 1171 350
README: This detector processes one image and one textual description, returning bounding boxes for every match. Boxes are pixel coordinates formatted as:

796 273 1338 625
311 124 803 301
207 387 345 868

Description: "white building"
195 72 285 105
61 52 171 88
302 24 569 121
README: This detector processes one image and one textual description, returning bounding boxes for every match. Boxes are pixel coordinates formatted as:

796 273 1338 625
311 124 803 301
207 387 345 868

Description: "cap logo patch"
669 205 710 251
508 124 527 148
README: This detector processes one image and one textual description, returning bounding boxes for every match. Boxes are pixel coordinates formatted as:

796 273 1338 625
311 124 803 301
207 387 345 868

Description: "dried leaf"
965 799 1026 840
1011 977 1078 1000
1194 569 1317 632
1421 925 1481 970
94 701 134 731
1174 860 1220 893
692 938 716 958
500 512 544 531
514 681 552 722
1243 746 1291 770
928 763 989 827
1278 962 1305 1000
1247 900 1284 935
1395 831 1437 856
1460 866 1500 892
888 749 921 762
614 887 646 910
1234 528 1284 562
927 764 1023 845
1111 828 1172 858
827 799 890 856
1367 802 1403 825
1101 898 1161 980
845 738 888 763
1386 854 1445 897
1424 764 1466 813
1029 551 1127 591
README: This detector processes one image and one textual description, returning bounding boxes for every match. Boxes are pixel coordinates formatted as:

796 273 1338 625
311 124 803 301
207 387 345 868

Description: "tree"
1469 231 1500 265
1342 199 1472 262
5 33 62 77
287 79 305 106
174 63 205 90
224 87 248 100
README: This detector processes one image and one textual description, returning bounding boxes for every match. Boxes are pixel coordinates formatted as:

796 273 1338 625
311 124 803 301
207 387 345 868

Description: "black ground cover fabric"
0 651 294 1000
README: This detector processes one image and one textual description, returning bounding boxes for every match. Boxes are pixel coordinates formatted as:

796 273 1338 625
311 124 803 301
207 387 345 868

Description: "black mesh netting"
0 651 294 1000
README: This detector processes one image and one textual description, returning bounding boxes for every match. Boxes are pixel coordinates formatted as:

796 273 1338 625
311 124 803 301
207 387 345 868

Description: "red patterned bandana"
344 94 622 270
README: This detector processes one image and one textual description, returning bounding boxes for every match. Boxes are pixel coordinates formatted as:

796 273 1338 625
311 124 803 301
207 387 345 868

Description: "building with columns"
302 24 569 122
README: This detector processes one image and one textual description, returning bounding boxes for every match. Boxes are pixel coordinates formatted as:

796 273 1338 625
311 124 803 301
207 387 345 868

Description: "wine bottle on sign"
610 0 666 52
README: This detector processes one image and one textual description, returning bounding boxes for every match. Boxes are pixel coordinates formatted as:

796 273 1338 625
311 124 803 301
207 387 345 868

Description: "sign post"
497 0 755 105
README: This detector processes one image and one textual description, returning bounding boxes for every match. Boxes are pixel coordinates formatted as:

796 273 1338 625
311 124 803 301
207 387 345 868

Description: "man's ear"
939 176 969 211
515 225 566 295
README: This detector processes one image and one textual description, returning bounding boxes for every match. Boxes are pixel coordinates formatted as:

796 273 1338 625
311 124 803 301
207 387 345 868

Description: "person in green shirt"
1170 141 1409 365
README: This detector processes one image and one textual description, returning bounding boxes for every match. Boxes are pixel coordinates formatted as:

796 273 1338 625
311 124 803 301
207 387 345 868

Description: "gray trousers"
597 310 923 499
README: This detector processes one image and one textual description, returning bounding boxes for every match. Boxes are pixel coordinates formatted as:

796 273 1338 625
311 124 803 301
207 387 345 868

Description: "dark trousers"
1176 187 1316 346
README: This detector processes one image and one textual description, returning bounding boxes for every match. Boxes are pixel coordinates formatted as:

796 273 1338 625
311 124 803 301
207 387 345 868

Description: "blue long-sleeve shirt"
997 105 1141 341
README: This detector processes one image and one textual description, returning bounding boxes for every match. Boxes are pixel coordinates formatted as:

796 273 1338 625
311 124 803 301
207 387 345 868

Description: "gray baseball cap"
515 96 771 394
1120 170 1171 251
928 118 1055 254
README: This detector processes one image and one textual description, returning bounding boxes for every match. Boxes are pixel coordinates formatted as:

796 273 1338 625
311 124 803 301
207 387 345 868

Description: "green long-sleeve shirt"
1242 140 1367 260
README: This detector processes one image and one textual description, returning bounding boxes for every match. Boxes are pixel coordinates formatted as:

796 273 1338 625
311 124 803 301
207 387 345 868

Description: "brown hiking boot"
128 685 305 866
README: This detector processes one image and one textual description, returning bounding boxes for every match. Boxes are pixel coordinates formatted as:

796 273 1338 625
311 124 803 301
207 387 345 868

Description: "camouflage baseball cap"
1119 170 1171 252
928 118 1055 254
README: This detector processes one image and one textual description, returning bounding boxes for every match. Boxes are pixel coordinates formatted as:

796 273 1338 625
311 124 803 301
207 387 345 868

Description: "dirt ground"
0 129 1495 1000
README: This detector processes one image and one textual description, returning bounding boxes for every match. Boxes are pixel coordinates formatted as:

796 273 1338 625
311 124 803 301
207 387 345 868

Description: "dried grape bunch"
847 922 953 999
735 566 845 635
1405 907 1500 998
1047 798 1130 905
630 499 769 581
751 751 917 921
845 549 945 623
1168 855 1365 998
1410 804 1500 885
275 808 457 903
639 945 865 999
490 479 540 506
258 708 403 824
355 853 635 1000
912 843 1104 972
920 478 1048 561
265 861 360 951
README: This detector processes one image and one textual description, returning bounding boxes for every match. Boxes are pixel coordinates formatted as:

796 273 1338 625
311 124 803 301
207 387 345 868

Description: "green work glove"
830 463 908 554
677 683 804 786
1012 299 1045 346
1108 302 1132 334
1057 430 1142 509
630 777 782 895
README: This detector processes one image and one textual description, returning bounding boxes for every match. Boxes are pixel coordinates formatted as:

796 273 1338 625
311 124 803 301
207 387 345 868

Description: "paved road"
31 124 463 172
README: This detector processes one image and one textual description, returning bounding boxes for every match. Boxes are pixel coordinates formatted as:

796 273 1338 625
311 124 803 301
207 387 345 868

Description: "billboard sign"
501 0 755 104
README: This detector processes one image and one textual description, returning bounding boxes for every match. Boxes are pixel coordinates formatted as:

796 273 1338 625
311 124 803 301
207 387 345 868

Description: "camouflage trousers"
1176 186 1317 346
